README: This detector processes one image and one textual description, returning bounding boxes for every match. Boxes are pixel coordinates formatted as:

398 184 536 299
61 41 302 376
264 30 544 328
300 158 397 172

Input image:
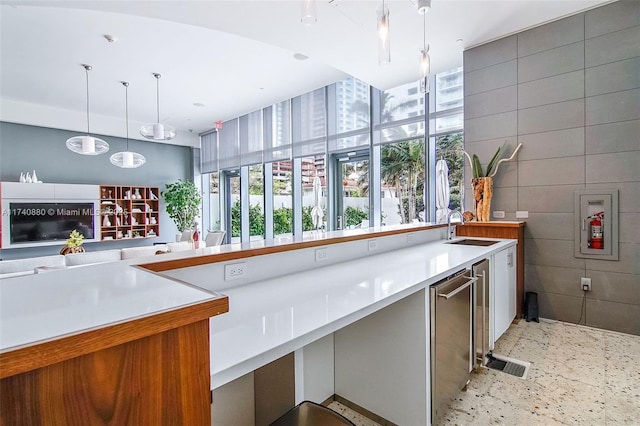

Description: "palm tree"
381 140 425 223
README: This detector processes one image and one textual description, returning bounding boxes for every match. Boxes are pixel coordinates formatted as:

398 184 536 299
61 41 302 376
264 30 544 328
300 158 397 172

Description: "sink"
447 239 499 247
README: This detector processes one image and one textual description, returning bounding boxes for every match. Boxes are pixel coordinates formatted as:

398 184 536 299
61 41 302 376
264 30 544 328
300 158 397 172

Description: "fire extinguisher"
588 212 604 249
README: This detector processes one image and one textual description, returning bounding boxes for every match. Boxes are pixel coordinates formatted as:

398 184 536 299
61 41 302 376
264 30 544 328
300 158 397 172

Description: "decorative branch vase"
60 245 85 255
472 177 493 222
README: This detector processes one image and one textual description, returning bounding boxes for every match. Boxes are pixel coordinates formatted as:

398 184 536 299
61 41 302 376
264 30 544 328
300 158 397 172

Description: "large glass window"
333 150 369 229
226 172 241 243
209 172 221 231
380 139 425 225
435 133 464 212
334 76 370 133
201 66 464 238
301 155 326 231
248 165 265 240
272 161 293 236
435 67 463 112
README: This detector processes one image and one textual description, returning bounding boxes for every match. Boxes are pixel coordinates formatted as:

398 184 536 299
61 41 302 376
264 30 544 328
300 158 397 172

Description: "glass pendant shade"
111 81 146 169
66 64 109 155
110 151 146 168
66 135 109 155
420 47 431 79
140 73 175 140
377 5 390 65
140 122 176 140
301 0 317 25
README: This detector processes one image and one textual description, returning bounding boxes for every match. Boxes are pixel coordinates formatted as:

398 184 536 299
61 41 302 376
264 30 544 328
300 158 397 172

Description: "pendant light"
111 82 146 169
301 0 317 25
140 73 176 140
66 64 109 155
419 11 431 93
377 0 390 65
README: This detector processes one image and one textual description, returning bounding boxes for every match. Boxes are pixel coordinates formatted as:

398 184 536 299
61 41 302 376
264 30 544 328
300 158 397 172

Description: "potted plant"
464 143 522 221
60 229 85 255
162 179 202 236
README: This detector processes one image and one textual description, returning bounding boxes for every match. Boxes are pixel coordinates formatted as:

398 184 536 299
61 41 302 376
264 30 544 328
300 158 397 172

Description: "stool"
269 401 355 426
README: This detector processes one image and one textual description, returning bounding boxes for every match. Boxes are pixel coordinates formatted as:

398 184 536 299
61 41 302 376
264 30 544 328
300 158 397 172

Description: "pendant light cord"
155 73 161 123
125 83 130 151
122 81 130 151
156 76 160 123
85 65 91 134
423 12 427 51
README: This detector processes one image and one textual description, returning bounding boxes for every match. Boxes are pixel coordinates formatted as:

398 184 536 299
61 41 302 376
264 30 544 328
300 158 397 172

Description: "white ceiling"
0 0 610 147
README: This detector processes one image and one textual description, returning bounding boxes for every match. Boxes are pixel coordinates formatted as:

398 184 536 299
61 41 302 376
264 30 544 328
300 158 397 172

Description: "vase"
103 215 111 226
60 245 85 255
134 188 141 199
472 177 493 222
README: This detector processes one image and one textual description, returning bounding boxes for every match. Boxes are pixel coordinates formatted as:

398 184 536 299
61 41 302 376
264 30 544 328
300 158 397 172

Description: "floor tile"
331 320 640 426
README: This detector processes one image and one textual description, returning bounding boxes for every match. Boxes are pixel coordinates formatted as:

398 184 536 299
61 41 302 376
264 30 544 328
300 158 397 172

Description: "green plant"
344 206 368 228
162 180 202 232
65 230 84 247
471 144 505 178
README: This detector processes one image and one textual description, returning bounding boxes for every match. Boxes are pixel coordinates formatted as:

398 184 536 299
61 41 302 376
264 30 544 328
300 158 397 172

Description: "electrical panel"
574 190 618 260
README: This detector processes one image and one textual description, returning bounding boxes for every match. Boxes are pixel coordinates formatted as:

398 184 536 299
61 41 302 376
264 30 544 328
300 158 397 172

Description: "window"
380 139 425 225
301 155 326 231
248 165 265 240
272 161 293 236
201 66 464 237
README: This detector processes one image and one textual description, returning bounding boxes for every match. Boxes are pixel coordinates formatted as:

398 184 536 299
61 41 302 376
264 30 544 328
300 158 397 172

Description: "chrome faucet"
447 210 464 240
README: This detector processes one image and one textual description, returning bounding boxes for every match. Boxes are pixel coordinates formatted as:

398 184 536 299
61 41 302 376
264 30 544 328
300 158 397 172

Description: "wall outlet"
368 239 378 251
407 233 415 244
224 262 246 281
581 277 592 291
493 210 506 219
516 210 529 219
315 248 328 262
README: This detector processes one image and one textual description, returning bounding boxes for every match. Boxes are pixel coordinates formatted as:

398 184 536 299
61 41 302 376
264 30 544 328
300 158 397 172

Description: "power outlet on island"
493 210 506 219
315 248 328 262
225 262 246 281
368 239 378 251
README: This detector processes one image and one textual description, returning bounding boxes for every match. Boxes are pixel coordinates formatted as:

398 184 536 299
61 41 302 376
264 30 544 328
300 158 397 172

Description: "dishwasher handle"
438 276 478 299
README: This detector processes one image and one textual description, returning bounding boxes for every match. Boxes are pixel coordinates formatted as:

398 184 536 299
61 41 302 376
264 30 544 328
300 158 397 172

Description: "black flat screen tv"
9 202 95 244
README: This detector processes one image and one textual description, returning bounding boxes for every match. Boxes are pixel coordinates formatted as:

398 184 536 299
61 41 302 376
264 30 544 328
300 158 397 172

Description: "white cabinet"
492 245 517 345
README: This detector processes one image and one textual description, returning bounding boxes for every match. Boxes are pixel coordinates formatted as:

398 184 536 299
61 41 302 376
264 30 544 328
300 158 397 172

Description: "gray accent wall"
0 121 193 259
463 0 639 335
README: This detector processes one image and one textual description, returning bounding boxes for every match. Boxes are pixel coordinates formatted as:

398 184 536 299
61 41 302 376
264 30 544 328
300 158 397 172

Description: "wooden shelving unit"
99 185 160 241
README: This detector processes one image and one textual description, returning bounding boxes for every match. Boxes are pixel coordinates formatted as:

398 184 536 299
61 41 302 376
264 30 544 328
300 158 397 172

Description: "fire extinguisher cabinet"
574 190 619 260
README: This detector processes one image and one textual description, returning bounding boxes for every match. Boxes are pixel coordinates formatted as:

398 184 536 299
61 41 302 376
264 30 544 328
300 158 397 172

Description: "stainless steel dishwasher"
473 259 490 367
430 269 476 424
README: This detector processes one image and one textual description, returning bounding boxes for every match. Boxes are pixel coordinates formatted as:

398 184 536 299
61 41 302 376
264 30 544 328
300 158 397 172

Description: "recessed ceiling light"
293 53 309 61
103 34 118 43
193 102 205 107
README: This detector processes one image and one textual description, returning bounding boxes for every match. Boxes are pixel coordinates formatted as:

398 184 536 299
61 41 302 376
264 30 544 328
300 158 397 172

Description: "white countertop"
209 237 516 388
0 224 434 354
0 263 219 352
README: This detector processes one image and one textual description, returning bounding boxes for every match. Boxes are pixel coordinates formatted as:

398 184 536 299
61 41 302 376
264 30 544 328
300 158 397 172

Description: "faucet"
447 210 464 240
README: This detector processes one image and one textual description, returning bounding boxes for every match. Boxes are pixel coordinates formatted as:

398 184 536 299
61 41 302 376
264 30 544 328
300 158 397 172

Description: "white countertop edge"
210 238 516 389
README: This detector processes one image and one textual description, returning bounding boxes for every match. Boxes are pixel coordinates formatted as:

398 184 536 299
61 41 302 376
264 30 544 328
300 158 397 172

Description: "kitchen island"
0 224 517 425
0 262 228 425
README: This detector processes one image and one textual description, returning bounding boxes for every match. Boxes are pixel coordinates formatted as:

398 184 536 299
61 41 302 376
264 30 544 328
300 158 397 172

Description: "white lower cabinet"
492 245 517 345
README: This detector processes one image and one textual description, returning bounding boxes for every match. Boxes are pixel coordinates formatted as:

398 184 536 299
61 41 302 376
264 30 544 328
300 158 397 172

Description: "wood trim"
457 221 525 229
1 319 212 426
456 221 526 317
0 296 228 379
140 225 447 273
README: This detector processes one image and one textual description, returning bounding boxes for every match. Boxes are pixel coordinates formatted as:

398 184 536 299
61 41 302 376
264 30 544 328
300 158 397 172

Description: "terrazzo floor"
329 319 640 426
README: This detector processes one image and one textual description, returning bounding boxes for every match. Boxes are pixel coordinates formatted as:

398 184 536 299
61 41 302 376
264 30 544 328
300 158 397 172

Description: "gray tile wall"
463 0 640 335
